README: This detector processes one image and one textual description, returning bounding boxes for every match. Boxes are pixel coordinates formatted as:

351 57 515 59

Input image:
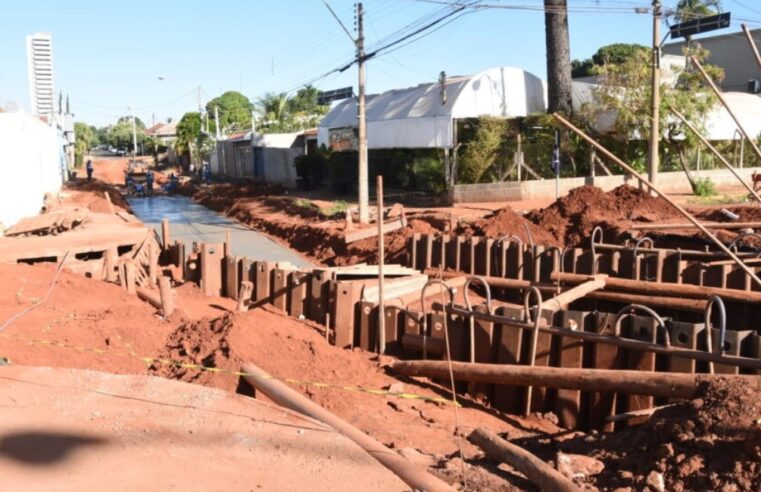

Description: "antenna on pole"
323 0 356 44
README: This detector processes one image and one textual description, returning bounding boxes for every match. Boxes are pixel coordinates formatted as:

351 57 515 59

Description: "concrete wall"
451 166 761 203
0 111 65 228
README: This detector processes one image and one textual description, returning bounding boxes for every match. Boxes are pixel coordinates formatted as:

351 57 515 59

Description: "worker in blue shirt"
85 160 94 181
145 170 154 196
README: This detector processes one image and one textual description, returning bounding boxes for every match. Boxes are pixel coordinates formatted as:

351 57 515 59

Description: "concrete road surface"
128 195 311 267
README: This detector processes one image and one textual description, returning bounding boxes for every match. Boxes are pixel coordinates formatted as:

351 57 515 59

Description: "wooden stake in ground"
161 219 171 251
552 112 761 289
158 276 174 317
377 175 386 355
237 281 253 312
469 428 578 492
240 362 455 492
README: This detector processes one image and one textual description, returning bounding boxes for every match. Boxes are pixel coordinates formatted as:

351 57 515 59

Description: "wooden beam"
469 428 578 492
344 216 407 244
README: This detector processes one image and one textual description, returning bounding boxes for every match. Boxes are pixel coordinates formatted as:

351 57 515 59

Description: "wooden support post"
377 175 386 355
104 249 117 283
742 23 761 72
148 241 158 287
237 281 254 312
468 428 578 492
671 107 761 205
124 259 137 295
239 362 455 492
224 231 232 258
391 360 756 399
161 218 170 251
158 276 175 317
690 56 761 170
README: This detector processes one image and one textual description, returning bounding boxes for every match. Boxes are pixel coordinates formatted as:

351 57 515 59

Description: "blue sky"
3 0 760 127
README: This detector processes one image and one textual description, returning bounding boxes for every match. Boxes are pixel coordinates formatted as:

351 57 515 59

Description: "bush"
693 177 716 197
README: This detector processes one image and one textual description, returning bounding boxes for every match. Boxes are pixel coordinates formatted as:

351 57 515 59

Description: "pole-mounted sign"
669 12 730 39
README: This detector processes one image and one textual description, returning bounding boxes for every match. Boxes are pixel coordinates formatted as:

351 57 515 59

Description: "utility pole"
131 106 138 158
648 0 661 188
215 106 221 139
356 2 369 224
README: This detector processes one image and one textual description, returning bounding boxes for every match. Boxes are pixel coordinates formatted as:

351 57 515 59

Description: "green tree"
457 118 511 184
256 92 290 132
74 122 95 167
572 43 649 78
205 91 254 134
674 1 723 48
674 0 722 23
285 85 329 128
583 46 724 191
106 116 145 152
175 111 212 164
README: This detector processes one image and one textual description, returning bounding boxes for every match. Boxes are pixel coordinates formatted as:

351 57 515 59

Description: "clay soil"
184 180 761 267
506 376 761 491
0 259 561 491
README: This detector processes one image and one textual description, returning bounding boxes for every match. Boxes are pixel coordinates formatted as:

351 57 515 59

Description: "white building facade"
26 32 55 119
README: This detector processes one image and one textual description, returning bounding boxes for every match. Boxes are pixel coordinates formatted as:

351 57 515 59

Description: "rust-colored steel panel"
288 271 310 319
555 310 588 429
493 306 525 414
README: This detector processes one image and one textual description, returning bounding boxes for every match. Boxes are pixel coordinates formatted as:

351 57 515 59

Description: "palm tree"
256 92 290 130
674 0 723 50
544 0 573 114
673 0 722 23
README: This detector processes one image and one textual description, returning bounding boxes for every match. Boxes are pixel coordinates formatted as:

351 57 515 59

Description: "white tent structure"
317 67 546 150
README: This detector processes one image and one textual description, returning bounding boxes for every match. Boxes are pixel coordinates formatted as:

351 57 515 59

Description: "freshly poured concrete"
128 196 311 267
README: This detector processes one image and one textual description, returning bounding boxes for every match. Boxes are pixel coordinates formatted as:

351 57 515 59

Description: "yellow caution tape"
0 333 457 406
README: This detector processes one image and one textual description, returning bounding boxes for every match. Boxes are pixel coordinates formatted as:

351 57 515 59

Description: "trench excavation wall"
161 234 761 431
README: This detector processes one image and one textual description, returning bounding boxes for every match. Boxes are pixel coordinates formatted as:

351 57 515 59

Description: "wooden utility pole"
742 23 761 72
376 175 386 354
357 3 369 224
648 0 662 188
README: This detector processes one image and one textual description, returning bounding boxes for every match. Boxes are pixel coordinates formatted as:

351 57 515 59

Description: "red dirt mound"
63 179 131 213
525 184 679 247
466 206 561 247
553 376 761 491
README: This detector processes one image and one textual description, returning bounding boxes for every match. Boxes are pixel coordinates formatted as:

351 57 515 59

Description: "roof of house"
317 66 547 149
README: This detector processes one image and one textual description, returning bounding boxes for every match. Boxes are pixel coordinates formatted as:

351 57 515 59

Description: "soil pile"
466 206 560 246
558 376 761 491
525 184 678 247
64 179 131 213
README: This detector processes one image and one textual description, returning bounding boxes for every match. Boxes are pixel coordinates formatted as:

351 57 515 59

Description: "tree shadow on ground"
0 431 109 465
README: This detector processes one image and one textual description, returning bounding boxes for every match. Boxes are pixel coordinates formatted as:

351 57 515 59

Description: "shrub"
693 177 716 197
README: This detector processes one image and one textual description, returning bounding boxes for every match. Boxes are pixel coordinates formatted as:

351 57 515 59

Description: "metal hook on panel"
522 285 544 415
612 303 670 347
522 222 535 249
633 237 655 281
729 232 761 253
704 295 727 376
463 276 493 364
493 235 522 277
590 226 604 275
542 246 564 294
633 237 654 258
419 279 455 360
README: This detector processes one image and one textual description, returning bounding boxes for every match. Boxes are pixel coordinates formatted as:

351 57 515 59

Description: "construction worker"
145 170 154 196
85 159 94 181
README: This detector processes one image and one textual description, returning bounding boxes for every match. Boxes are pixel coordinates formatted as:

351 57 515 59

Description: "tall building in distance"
26 32 54 119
